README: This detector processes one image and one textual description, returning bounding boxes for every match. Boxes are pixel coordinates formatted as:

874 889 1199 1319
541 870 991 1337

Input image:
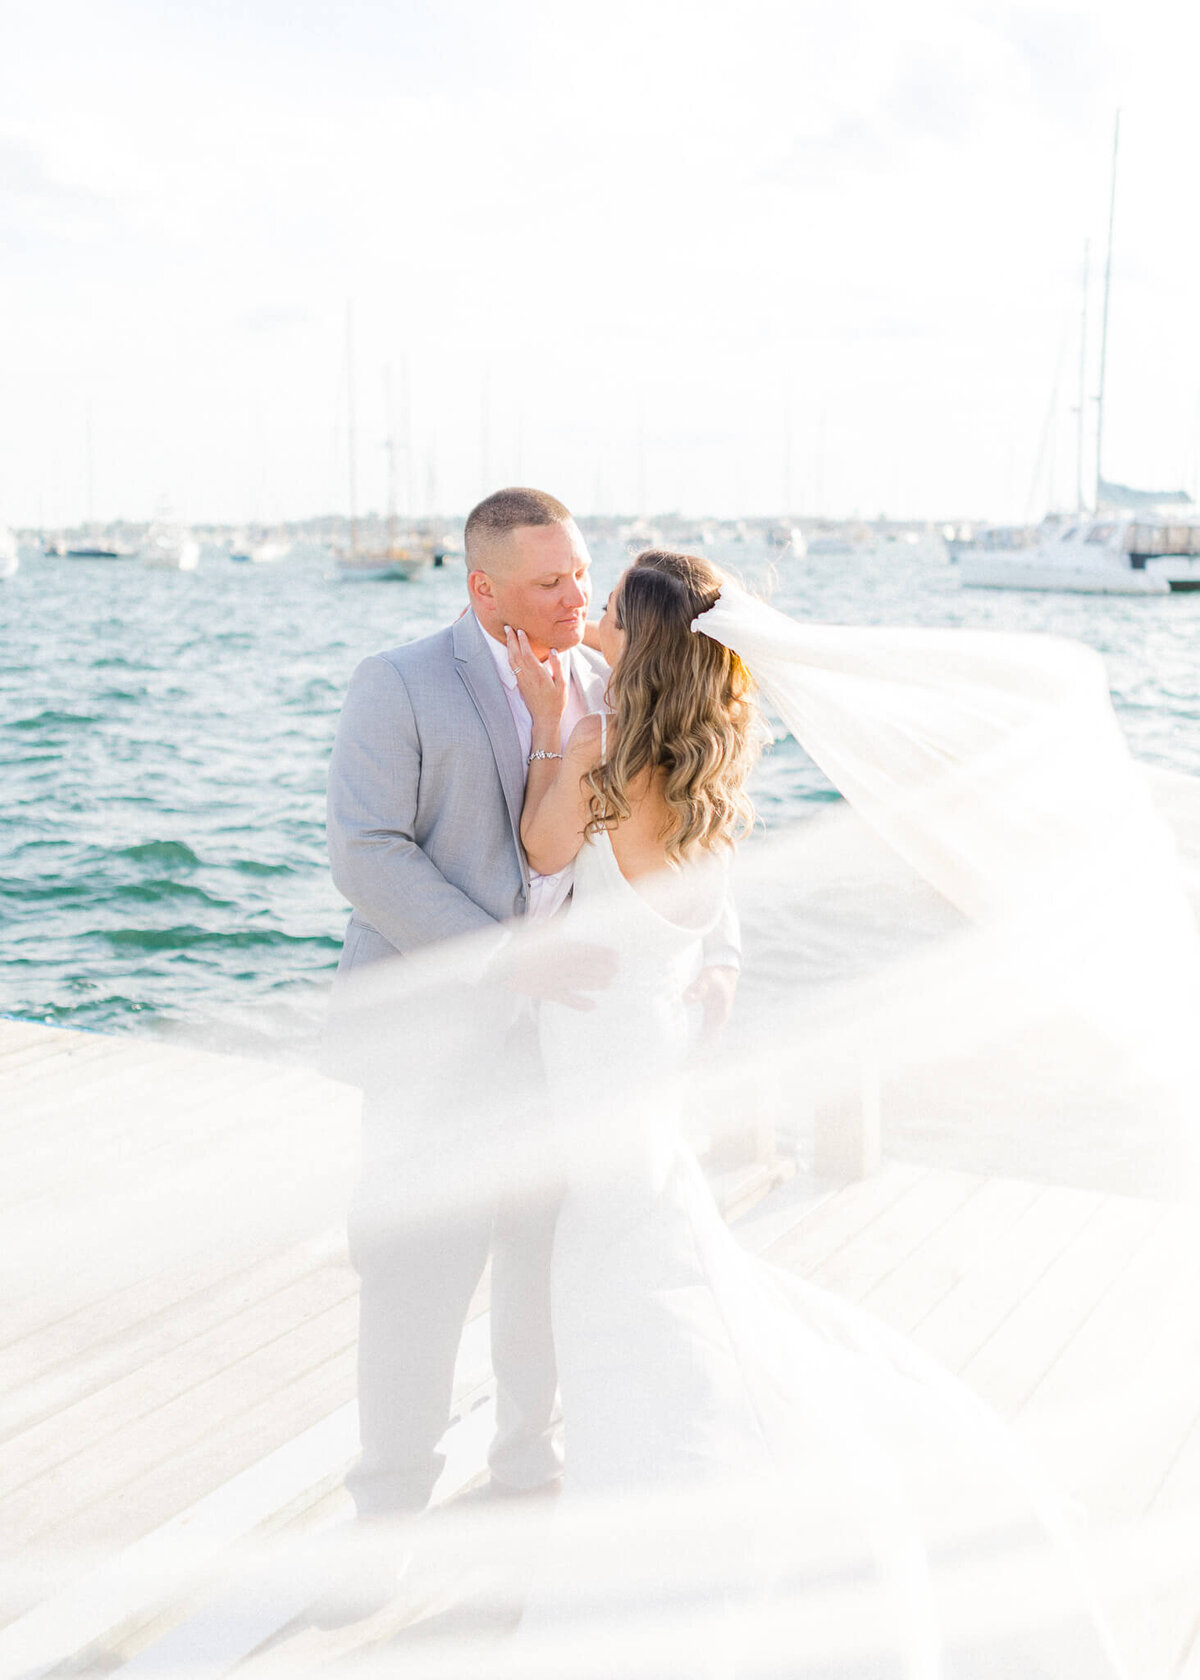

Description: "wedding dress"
520 738 1129 1675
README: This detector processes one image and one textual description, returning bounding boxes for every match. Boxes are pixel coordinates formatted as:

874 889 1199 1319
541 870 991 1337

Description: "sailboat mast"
1094 111 1121 510
346 303 359 558
85 400 95 531
383 363 397 557
1075 240 1090 513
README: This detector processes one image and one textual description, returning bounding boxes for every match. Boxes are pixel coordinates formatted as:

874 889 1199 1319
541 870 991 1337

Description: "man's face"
469 520 592 659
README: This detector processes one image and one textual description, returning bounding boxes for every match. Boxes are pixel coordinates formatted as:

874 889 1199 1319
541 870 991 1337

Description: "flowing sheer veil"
693 581 1200 1196
7 584 1200 1678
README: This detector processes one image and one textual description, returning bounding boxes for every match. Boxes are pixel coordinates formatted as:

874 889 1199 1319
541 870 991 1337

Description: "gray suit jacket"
326 610 739 974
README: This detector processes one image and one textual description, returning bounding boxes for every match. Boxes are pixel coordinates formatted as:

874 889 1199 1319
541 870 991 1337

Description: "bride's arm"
523 715 603 874
506 626 603 875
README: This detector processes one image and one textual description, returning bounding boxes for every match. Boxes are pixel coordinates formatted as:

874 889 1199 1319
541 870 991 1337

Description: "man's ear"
467 570 492 610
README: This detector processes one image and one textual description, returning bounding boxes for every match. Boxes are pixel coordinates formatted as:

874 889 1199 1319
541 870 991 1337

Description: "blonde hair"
586 551 760 861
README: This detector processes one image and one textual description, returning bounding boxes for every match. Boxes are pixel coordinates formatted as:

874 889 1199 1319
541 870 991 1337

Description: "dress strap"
599 712 607 758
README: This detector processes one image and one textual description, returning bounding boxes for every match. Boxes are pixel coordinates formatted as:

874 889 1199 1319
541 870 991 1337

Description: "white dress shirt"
477 617 589 921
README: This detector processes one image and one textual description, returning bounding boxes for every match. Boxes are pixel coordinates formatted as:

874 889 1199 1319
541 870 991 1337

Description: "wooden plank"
0 1060 329 1188
0 1036 335 1150
904 1183 1105 1380
0 1034 125 1089
763 1162 928 1276
0 1232 345 1414
0 1405 360 1677
27 1349 356 1559
0 1088 308 1208
734 1172 837 1256
853 1174 1042 1331
0 1213 340 1359
113 1405 499 1680
0 1040 201 1121
0 1297 359 1550
802 1167 983 1303
959 1193 1162 1417
1153 1409 1200 1519
1107 1581 1200 1680
0 1098 357 1302
0 1266 357 1504
0 1021 83 1060
1175 1604 1200 1678
1014 1205 1200 1515
0 1311 496 1680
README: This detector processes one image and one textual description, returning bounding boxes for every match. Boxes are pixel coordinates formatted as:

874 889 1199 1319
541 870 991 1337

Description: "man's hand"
495 937 619 1011
684 965 739 1038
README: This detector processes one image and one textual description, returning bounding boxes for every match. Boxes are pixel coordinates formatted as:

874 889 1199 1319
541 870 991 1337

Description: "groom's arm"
687 884 741 1036
702 887 740 975
327 654 506 958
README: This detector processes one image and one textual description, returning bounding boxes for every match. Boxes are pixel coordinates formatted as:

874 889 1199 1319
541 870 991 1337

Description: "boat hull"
140 539 200 571
959 556 1168 595
336 555 432 582
960 523 1200 597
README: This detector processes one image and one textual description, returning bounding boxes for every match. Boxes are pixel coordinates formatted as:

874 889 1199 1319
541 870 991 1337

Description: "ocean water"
2 538 1198 1056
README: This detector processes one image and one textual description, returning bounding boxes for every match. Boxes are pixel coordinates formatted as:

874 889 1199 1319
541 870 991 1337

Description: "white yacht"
0 528 18 580
959 512 1200 595
139 522 200 571
230 531 291 564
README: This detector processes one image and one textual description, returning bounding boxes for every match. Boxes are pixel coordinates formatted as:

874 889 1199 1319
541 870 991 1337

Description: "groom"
326 487 740 1541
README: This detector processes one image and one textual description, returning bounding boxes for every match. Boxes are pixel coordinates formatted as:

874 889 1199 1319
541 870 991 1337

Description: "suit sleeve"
701 879 741 972
327 654 507 957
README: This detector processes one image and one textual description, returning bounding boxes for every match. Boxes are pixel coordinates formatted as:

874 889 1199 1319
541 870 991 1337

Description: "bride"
500 548 1134 1678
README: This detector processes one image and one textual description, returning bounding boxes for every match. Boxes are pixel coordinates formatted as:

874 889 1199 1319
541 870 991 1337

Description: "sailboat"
0 528 18 580
961 114 1200 596
138 516 199 571
65 535 135 559
334 323 433 583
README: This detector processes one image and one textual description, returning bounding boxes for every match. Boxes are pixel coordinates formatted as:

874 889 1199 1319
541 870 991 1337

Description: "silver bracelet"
527 749 563 764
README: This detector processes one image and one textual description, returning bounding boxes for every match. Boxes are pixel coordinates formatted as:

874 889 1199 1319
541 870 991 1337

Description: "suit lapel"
452 613 528 880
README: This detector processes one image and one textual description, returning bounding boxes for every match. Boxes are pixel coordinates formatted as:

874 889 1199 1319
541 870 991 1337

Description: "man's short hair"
464 487 571 566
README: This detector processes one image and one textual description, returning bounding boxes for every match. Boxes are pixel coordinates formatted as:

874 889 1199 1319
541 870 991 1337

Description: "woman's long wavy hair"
585 550 760 861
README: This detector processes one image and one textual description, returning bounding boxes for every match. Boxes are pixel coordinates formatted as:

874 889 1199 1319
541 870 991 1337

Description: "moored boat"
139 522 200 571
335 539 434 582
65 540 135 559
230 532 291 564
959 511 1200 595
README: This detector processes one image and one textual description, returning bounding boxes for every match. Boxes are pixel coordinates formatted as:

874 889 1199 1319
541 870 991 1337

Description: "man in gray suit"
326 488 739 1554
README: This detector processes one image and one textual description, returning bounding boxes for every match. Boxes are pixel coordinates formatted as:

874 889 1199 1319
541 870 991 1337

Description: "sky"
2 0 1199 527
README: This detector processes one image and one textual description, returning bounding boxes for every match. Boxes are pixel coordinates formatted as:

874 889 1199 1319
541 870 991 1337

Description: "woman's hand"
505 625 567 731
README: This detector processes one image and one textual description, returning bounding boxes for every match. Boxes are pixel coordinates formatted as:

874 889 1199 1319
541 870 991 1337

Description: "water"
3 539 1198 1055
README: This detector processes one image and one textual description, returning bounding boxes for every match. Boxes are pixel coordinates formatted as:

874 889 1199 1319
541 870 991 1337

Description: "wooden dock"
1 1017 1198 1676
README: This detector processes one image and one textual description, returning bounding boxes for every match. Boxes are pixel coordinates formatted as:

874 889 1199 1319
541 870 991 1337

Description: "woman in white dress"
502 549 1128 1678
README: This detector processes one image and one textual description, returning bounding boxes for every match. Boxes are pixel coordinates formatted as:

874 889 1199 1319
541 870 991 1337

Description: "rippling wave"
2 538 1198 1052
